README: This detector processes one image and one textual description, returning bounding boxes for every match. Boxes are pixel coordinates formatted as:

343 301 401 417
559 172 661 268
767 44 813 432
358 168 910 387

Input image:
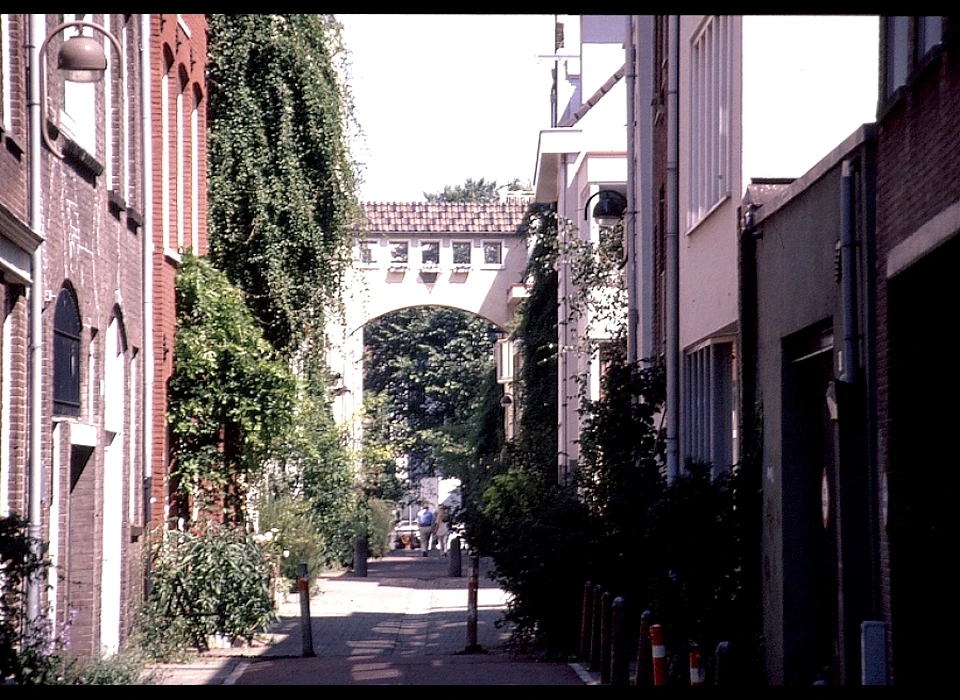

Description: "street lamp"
39 19 123 158
583 190 627 228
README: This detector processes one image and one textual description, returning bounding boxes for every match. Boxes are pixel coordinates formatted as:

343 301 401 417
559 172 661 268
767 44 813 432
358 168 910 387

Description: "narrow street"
150 549 590 685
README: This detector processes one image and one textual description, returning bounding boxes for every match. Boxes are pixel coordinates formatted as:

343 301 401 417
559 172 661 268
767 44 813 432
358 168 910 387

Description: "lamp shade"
592 191 627 227
58 35 107 83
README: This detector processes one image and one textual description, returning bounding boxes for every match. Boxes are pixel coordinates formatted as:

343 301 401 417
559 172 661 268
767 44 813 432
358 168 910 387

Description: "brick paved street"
149 548 591 685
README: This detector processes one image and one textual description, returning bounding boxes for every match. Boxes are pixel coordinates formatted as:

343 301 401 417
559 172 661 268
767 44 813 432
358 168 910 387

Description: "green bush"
139 523 276 657
257 495 326 587
365 498 395 558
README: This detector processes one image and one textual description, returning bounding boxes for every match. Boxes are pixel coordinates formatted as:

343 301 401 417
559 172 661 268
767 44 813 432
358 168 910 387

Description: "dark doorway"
887 233 958 685
782 325 840 684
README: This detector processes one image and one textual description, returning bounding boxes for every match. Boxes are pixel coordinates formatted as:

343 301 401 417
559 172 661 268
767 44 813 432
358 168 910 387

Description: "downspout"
26 13 44 622
558 155 571 486
140 14 154 592
665 15 680 484
840 159 859 384
625 16 638 364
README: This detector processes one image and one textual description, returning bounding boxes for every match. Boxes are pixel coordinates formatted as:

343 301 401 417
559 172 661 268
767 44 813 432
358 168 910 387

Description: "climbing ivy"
207 14 361 357
167 252 296 521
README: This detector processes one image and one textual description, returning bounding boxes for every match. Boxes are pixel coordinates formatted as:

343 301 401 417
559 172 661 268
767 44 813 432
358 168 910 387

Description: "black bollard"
589 584 603 672
464 554 482 653
448 536 462 577
600 591 612 684
715 641 731 686
635 609 652 686
579 580 593 662
353 535 368 577
611 596 629 686
297 562 315 657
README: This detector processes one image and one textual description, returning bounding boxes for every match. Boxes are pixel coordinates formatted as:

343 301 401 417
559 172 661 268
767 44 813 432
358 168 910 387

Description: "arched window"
53 287 82 416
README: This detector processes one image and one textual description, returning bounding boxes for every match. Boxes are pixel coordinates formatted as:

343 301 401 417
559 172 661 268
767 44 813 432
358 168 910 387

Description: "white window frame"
176 72 185 251
681 337 737 473
60 15 97 156
688 14 731 232
1 14 11 133
191 85 200 252
481 240 504 268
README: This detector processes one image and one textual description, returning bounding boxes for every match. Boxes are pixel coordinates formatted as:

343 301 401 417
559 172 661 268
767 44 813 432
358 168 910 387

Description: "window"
60 15 97 154
389 241 409 265
54 288 82 417
482 241 503 266
885 16 943 98
176 67 187 251
191 85 201 251
359 241 377 265
452 241 472 266
161 47 173 252
688 15 732 230
682 339 737 472
1 14 11 132
420 241 439 266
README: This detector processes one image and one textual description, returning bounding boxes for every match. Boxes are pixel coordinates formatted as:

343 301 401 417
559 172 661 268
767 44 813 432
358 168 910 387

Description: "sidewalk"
149 548 591 685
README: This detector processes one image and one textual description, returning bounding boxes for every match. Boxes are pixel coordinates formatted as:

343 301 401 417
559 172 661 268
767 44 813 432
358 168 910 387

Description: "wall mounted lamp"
39 19 123 159
500 394 513 407
583 190 627 227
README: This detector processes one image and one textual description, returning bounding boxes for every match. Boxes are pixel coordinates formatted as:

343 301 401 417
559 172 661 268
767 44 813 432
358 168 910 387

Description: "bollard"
689 642 705 685
353 535 368 577
600 591 612 684
610 596 630 686
651 623 667 685
636 610 652 686
297 562 315 657
447 535 462 577
715 641 731 686
589 584 603 672
464 554 482 653
579 580 593 661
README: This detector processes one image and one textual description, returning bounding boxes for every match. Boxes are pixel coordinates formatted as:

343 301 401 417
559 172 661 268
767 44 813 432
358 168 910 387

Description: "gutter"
559 64 626 128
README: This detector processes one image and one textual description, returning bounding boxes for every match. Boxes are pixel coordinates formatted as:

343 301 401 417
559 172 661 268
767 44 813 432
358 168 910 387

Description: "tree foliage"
207 14 360 355
168 252 296 521
423 177 500 203
364 307 497 485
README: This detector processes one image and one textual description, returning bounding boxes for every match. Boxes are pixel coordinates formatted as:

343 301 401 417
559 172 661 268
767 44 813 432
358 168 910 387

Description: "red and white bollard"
651 624 667 686
689 642 705 685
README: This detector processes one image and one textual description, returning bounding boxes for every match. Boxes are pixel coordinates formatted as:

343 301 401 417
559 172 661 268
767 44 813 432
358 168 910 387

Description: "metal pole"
636 609 652 685
666 14 681 484
610 596 629 686
651 623 668 685
590 584 603 672
353 535 368 577
579 580 593 661
297 562 315 657
465 554 481 652
600 591 612 684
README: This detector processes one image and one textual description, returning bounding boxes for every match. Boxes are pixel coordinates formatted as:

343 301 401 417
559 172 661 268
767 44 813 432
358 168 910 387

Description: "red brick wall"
874 23 960 683
150 14 209 532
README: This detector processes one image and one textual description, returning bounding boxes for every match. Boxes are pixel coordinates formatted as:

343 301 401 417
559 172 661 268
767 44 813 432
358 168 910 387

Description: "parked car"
392 520 421 550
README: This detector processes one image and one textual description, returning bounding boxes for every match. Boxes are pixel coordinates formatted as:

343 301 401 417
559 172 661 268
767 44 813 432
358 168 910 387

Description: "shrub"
256 495 326 587
139 523 276 656
364 498 395 558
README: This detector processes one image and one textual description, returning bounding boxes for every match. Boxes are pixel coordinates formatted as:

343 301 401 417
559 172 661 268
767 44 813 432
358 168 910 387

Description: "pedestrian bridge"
327 201 532 431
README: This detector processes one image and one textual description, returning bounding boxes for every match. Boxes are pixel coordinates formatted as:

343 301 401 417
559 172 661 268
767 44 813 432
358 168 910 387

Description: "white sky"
336 14 557 203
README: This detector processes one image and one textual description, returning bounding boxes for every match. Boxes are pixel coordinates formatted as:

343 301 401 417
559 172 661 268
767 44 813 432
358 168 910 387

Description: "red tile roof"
359 201 530 234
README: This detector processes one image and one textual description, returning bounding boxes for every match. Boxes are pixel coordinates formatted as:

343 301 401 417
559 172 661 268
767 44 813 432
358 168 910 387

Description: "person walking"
416 503 435 557
434 506 450 556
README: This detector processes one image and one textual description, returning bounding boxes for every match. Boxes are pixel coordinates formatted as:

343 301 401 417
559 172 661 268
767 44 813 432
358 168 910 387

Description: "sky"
336 14 557 203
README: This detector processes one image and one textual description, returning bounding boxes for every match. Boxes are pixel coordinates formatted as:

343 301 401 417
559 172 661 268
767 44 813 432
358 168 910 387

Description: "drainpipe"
140 14 154 591
840 159 858 384
625 16 638 364
26 13 45 623
665 16 680 484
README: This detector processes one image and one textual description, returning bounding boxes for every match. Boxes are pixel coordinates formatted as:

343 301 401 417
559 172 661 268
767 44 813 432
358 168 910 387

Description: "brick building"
1 13 208 661
146 13 208 539
874 15 957 685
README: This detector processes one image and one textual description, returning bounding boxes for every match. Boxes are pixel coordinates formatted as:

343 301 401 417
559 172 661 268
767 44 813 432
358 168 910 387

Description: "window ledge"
684 193 731 237
62 137 104 181
164 247 182 266
388 264 408 272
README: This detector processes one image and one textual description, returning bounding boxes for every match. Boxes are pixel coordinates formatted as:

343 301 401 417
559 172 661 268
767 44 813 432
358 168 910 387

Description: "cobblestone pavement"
149 548 592 685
